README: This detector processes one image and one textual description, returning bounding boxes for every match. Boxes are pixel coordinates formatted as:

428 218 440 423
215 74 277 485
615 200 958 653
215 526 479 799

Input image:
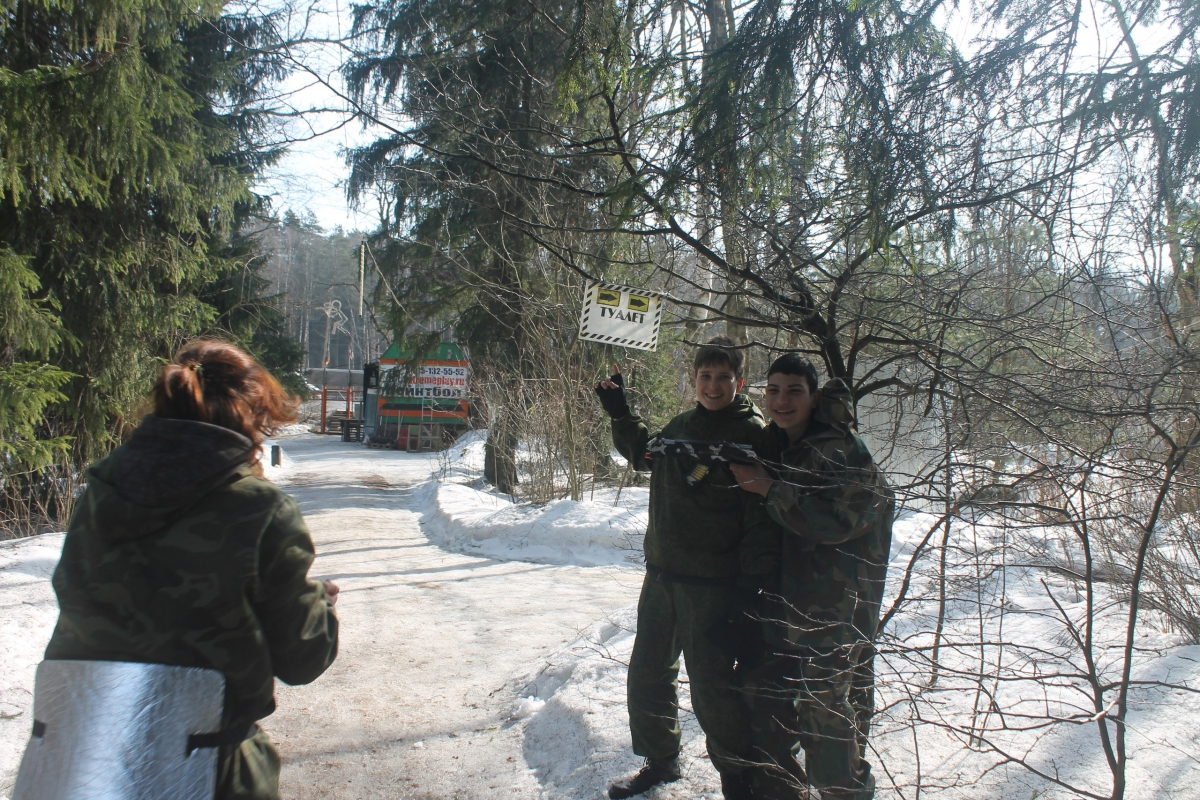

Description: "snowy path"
0 433 726 800
6 432 1195 798
261 436 642 799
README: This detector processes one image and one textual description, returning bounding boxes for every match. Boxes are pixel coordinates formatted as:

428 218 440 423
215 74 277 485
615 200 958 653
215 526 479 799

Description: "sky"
257 124 375 234
252 0 382 234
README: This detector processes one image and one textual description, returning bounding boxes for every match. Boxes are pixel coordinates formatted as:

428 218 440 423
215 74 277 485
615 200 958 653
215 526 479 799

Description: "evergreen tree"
0 0 287 522
345 0 569 360
0 253 70 469
345 0 585 488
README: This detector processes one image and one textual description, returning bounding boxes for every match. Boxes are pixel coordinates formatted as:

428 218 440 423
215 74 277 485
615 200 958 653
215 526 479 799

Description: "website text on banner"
578 281 664 351
382 364 469 399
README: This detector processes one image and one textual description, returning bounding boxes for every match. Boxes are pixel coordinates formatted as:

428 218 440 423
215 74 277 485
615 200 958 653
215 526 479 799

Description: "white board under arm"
577 281 664 351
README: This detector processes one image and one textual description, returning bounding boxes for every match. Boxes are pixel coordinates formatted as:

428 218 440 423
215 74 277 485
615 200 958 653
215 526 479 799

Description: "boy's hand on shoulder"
731 463 774 496
595 364 630 418
322 579 340 606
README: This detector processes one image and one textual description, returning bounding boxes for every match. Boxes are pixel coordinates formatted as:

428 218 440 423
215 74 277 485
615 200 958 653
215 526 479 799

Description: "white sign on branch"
578 281 665 351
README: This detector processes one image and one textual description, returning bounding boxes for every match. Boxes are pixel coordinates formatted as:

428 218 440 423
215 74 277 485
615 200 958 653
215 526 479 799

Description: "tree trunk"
484 408 520 494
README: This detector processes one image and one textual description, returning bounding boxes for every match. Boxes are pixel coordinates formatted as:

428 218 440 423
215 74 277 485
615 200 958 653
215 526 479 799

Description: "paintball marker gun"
647 438 764 487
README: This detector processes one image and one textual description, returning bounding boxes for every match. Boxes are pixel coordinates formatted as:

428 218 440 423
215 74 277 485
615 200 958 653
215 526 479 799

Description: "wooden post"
347 384 354 418
320 385 328 434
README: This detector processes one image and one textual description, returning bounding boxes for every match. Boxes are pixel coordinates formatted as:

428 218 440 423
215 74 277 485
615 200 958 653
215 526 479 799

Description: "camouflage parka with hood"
45 415 339 734
763 379 894 651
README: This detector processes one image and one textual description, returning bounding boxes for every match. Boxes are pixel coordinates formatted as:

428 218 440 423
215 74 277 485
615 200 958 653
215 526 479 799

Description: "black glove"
594 370 630 418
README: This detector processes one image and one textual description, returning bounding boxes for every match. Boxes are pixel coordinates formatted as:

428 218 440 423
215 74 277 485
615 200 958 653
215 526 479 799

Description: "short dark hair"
693 335 744 378
767 353 819 392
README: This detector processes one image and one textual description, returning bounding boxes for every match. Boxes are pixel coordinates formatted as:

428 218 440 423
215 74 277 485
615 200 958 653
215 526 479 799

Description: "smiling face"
765 371 820 440
694 361 743 411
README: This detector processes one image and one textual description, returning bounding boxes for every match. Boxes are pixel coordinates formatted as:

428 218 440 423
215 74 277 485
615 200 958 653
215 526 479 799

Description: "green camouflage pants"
741 653 806 799
743 646 876 800
216 726 281 800
627 573 751 775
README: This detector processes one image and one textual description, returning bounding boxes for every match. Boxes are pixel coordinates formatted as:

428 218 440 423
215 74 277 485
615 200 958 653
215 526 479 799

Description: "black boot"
608 755 683 799
720 771 754 800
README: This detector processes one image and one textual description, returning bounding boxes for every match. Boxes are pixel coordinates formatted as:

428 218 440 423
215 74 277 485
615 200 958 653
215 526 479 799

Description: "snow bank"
867 511 1200 799
418 431 650 568
377 431 1200 797
0 533 64 800
510 606 728 798
504 508 1200 799
272 423 311 438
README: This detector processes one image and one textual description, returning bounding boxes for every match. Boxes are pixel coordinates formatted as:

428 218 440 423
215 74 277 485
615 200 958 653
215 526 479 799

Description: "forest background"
2 0 1199 796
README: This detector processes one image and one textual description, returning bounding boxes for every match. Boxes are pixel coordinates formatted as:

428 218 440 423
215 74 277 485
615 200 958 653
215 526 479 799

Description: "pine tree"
0 0 287 523
346 0 566 357
0 249 70 468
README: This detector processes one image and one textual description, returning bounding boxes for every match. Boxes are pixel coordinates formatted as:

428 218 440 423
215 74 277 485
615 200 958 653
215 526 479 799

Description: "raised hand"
594 363 629 419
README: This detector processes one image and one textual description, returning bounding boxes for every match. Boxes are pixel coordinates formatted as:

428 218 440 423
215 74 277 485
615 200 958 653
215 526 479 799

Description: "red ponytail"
152 339 298 462
158 362 209 422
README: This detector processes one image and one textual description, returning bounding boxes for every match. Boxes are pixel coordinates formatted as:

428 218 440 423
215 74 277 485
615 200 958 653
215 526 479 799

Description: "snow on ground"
505 508 1200 800
420 433 1200 798
0 533 64 796
273 423 313 438
866 512 1200 799
512 606 734 798
418 430 649 568
257 437 649 799
3 430 1199 799
414 432 733 795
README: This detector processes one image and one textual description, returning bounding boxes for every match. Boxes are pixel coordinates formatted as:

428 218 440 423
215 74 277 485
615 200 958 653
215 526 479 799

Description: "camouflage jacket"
46 415 338 732
612 395 781 579
762 380 894 650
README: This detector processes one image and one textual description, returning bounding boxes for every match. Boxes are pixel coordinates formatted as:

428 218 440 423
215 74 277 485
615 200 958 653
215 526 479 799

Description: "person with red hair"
35 339 339 800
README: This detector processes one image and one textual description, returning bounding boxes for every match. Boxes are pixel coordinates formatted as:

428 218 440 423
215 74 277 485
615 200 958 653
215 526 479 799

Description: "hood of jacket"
813 378 856 430
83 415 256 542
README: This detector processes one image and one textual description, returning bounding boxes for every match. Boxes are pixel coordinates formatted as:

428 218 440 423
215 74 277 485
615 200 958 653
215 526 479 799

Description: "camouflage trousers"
741 645 877 800
216 725 281 800
627 573 752 775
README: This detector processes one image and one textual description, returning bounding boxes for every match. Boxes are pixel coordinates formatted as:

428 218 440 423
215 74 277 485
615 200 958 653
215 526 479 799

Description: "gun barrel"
647 438 760 465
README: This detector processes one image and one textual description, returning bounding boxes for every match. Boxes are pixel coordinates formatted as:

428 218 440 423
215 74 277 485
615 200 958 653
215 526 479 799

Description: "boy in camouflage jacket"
595 336 780 800
731 355 894 800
